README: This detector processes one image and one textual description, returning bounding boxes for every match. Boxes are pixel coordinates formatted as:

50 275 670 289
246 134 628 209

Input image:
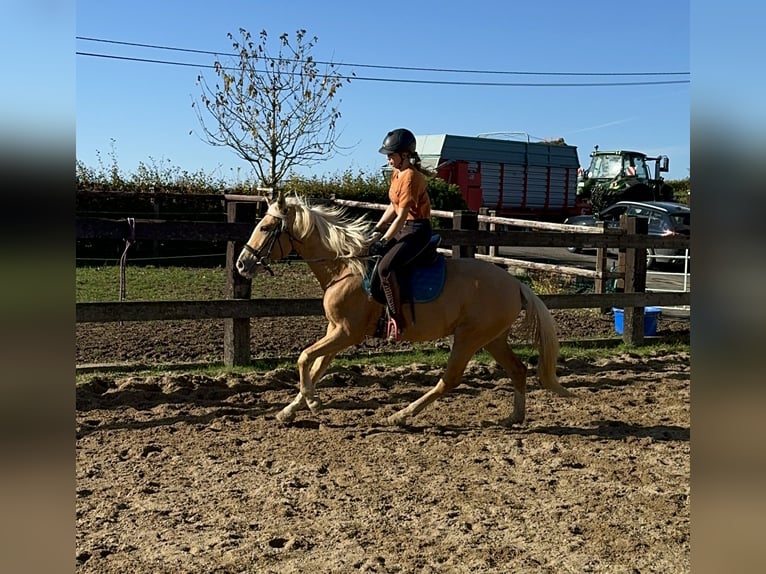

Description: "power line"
76 35 690 78
76 51 690 88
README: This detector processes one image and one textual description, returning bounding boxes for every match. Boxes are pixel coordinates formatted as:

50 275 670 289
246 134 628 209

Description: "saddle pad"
363 254 446 304
406 254 446 303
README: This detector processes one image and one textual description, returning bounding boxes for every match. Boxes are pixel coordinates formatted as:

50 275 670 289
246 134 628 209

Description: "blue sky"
76 0 690 182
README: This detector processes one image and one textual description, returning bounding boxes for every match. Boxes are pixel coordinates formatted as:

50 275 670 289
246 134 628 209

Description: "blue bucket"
613 307 661 336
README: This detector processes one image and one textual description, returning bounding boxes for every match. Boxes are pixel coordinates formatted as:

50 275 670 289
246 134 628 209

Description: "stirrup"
386 317 402 341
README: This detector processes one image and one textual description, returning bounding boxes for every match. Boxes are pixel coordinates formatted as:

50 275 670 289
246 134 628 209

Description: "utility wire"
76 51 690 87
76 35 690 78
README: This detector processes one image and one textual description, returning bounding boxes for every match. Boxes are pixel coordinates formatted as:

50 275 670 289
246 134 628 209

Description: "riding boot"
382 273 405 341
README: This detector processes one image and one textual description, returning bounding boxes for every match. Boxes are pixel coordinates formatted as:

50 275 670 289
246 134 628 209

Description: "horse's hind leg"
276 352 336 424
387 336 481 427
483 333 528 426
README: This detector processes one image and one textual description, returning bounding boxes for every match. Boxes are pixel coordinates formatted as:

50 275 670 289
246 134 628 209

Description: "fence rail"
76 292 690 323
76 195 690 366
75 218 687 251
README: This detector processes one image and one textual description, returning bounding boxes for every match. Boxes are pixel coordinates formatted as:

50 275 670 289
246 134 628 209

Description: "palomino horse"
236 191 573 427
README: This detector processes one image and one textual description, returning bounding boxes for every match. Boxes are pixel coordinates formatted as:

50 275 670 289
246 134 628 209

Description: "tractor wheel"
590 187 611 213
621 183 655 203
659 183 674 202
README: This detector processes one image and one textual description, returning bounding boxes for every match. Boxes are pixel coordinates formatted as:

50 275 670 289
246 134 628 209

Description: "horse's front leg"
298 345 342 415
286 323 358 418
276 352 335 424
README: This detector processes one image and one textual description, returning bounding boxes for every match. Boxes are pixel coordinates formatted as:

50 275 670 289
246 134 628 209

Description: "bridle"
241 211 298 276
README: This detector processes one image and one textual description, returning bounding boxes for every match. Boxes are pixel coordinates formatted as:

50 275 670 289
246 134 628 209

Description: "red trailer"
417 133 586 222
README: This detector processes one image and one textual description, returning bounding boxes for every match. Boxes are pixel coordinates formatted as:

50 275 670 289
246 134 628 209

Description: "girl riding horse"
369 128 433 341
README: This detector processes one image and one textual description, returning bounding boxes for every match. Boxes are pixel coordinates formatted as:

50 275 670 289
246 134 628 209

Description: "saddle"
363 235 446 337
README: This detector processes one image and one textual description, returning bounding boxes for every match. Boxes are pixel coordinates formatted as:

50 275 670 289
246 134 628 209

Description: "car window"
600 204 629 221
649 213 670 233
626 206 651 219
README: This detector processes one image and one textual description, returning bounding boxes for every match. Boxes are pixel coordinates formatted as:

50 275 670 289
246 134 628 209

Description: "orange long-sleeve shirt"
388 167 430 220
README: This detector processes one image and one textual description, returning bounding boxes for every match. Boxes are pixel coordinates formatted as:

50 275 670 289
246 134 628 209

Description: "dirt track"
75 308 689 367
76 334 690 573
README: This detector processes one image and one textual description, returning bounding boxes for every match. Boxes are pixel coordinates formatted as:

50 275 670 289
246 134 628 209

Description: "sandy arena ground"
76 315 690 573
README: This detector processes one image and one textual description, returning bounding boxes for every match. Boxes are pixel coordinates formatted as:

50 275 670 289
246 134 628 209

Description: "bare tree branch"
193 28 353 189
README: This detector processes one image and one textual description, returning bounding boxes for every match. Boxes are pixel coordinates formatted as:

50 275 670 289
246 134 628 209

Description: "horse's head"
236 190 295 279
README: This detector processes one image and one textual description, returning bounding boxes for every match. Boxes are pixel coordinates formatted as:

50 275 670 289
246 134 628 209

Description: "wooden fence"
76 195 690 366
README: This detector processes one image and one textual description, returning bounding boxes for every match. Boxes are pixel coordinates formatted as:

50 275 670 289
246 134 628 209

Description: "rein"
246 249 375 267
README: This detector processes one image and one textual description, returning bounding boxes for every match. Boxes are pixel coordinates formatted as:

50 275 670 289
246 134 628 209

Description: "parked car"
564 201 690 269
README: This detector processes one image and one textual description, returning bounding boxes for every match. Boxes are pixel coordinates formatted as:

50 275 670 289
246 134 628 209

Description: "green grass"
76 263 322 302
76 263 579 303
76 340 687 384
76 264 689 378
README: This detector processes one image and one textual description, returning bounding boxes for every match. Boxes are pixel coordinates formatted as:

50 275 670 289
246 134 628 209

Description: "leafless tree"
193 28 352 189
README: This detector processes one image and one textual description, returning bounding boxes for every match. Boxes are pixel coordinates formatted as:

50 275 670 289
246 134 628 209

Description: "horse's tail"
518 282 573 397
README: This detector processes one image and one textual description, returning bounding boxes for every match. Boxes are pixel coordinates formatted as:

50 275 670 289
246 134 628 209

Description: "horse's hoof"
306 397 323 415
387 413 407 427
276 409 295 425
498 416 524 428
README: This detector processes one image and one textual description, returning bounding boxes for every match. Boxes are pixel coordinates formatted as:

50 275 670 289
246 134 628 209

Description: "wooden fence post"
224 200 254 366
151 192 161 260
594 221 611 313
594 222 608 295
477 208 489 256
488 210 497 257
452 210 478 259
621 214 648 345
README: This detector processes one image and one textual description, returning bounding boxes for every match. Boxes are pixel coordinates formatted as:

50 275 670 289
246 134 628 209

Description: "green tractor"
576 146 674 213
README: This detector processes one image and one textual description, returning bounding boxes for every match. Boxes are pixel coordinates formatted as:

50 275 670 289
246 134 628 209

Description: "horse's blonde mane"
280 195 373 277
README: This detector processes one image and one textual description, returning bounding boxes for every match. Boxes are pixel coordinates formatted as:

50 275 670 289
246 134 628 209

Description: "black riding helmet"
378 128 417 155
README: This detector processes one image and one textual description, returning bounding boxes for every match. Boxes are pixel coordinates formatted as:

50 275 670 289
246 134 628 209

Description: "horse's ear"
277 189 286 212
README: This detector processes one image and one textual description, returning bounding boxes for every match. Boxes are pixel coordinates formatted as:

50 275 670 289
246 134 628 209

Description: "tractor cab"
587 151 650 180
576 146 671 212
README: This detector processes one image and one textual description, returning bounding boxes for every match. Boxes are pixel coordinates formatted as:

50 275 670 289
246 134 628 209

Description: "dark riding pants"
377 219 432 280
377 219 431 331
